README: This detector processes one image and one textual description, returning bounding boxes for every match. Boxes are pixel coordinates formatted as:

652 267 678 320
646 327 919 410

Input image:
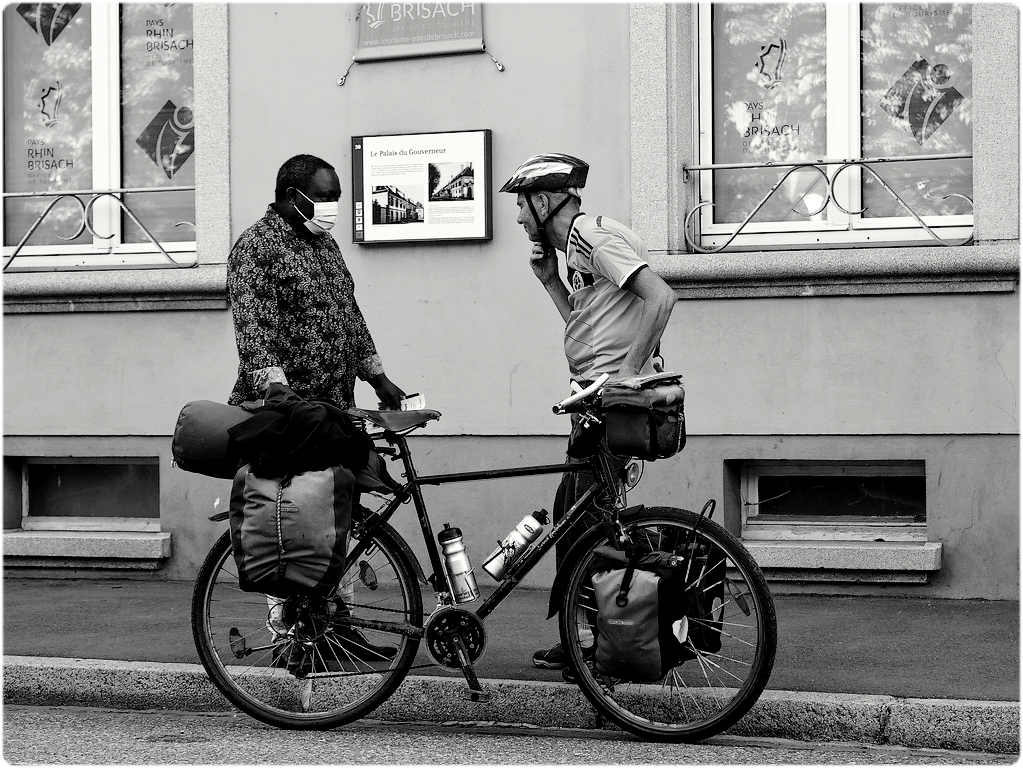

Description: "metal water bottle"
482 509 550 581
438 523 480 604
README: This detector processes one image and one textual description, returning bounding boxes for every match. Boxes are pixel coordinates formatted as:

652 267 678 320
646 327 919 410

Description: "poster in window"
710 3 827 224
120 3 195 243
352 130 492 244
861 3 972 218
2 2 93 246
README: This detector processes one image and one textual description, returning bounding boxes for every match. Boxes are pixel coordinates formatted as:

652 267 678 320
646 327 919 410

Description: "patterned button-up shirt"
227 205 384 409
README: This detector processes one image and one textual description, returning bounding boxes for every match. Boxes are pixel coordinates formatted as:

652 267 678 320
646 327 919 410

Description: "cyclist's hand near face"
530 241 573 323
529 242 559 285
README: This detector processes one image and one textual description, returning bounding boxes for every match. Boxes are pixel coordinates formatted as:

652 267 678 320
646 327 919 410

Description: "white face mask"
293 188 338 234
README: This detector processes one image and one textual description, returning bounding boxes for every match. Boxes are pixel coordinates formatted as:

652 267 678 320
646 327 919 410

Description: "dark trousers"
553 447 624 571
553 457 601 570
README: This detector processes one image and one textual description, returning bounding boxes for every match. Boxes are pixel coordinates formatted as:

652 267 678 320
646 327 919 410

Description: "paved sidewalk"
3 578 1020 753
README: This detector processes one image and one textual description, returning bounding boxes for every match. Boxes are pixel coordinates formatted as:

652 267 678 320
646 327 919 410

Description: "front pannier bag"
601 373 686 460
589 545 688 682
588 542 726 682
229 464 354 598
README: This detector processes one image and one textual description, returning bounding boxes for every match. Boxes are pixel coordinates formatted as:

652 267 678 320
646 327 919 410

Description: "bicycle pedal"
462 687 491 703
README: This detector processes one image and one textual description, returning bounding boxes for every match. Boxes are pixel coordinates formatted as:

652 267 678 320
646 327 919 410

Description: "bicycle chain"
339 601 425 618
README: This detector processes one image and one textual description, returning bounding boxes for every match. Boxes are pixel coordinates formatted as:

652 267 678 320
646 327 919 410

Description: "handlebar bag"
601 374 686 461
172 400 254 479
229 463 354 598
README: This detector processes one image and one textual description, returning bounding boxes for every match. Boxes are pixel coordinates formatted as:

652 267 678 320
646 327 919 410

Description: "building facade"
371 185 425 224
3 3 1018 599
434 165 475 200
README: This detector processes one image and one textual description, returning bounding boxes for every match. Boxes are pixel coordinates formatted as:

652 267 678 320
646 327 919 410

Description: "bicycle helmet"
499 153 589 196
500 154 589 242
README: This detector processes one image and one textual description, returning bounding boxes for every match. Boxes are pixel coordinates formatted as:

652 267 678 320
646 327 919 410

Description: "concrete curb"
3 656 1019 754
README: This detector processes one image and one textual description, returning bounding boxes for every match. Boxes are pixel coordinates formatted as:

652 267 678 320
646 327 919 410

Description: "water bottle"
482 510 550 581
438 523 480 604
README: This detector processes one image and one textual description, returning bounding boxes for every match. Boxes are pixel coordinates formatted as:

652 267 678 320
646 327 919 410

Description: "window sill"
3 530 172 570
744 540 942 584
654 240 1019 299
2 263 227 313
743 522 927 543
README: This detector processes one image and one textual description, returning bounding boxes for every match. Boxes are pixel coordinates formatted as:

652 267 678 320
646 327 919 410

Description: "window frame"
693 2 974 252
741 460 927 543
2 2 197 273
19 456 161 533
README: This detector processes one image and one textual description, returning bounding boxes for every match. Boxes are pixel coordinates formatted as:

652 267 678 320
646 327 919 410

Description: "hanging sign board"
352 129 492 244
354 3 485 62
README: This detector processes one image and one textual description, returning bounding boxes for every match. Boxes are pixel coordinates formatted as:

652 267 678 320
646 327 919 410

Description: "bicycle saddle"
347 407 441 432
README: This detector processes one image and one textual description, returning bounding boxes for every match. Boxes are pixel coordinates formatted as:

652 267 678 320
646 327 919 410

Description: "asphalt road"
3 705 1014 765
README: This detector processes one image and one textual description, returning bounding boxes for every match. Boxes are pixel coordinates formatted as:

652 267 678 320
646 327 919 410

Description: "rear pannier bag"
601 373 685 461
229 464 354 598
172 400 254 479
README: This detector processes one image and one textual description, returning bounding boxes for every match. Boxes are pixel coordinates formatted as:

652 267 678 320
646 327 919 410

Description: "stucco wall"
2 3 1018 599
4 290 1017 439
4 291 1018 597
227 3 632 435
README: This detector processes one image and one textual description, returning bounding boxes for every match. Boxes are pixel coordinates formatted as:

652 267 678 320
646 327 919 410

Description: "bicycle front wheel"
192 519 423 729
559 506 776 742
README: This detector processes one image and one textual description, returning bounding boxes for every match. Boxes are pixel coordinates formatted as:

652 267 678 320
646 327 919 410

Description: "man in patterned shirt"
227 154 405 411
228 154 404 665
500 153 677 673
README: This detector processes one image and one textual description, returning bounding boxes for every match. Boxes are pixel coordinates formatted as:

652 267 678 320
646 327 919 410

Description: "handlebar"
552 373 610 414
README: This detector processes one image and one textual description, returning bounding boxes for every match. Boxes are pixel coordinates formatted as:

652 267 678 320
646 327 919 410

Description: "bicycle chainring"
424 606 487 668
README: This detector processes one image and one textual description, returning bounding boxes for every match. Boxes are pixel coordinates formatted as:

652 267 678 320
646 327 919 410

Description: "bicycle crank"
424 606 490 702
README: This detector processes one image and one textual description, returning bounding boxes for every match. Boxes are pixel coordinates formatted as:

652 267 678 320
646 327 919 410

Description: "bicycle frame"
343 427 622 637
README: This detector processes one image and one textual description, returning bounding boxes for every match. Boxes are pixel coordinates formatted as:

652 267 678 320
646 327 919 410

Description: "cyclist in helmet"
500 153 677 673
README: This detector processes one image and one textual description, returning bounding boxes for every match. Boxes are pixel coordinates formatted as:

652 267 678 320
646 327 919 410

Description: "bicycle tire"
558 506 776 742
191 520 423 730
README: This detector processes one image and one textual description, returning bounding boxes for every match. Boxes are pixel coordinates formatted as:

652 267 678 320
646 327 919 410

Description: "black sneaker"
532 643 567 670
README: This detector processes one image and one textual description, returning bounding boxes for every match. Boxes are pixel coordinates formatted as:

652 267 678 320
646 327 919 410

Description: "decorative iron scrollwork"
682 153 973 253
2 186 196 271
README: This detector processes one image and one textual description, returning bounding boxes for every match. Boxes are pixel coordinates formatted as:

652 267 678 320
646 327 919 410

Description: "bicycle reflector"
623 461 643 489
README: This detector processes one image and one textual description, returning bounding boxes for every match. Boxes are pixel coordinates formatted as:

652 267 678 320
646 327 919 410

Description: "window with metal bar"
2 3 196 271
692 2 973 251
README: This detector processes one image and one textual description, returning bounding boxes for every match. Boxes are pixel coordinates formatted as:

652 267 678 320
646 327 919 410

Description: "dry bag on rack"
228 463 354 598
171 400 255 479
601 373 686 461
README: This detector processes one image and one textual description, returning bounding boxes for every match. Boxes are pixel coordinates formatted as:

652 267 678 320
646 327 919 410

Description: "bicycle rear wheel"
559 506 776 742
192 516 423 729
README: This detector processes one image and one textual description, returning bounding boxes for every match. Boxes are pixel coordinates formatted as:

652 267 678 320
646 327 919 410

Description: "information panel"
352 129 492 244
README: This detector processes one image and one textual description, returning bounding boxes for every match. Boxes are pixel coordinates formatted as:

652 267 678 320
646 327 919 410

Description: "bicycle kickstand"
449 632 491 703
